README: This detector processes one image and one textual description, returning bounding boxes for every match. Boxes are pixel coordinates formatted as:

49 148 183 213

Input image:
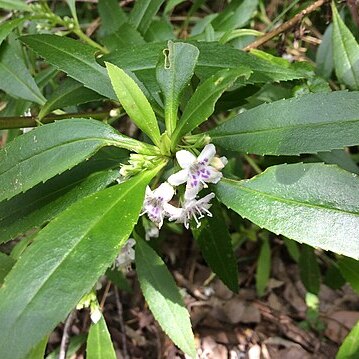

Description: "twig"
59 310 76 359
114 287 129 359
244 0 329 51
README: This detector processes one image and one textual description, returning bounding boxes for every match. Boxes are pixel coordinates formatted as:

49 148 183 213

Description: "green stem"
73 28 109 54
243 154 262 174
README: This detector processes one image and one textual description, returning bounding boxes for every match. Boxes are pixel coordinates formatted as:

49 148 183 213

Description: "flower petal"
207 167 222 184
198 144 216 163
145 185 153 197
163 203 183 220
168 169 189 186
176 150 196 168
153 182 174 202
184 183 202 200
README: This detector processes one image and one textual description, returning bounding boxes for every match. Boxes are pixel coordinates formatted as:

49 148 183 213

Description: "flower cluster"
141 144 227 230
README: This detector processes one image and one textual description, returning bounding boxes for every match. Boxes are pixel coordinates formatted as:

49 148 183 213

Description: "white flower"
168 144 227 200
90 306 102 324
141 182 175 228
114 238 136 270
164 193 215 229
144 222 159 241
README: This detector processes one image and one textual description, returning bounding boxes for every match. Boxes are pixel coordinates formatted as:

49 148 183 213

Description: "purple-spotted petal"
176 150 196 169
168 169 189 186
207 167 222 184
153 182 174 202
197 144 216 163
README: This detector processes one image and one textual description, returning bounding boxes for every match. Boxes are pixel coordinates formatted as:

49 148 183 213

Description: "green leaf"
194 41 312 83
106 62 161 146
172 67 251 146
0 118 151 202
215 163 359 259
256 238 270 297
65 0 78 23
87 316 116 359
156 41 199 135
318 149 359 174
98 0 127 35
20 34 116 99
129 0 165 35
0 168 158 359
332 3 359 90
26 336 48 359
316 24 333 79
212 0 258 31
135 237 196 358
102 23 145 52
0 168 120 244
0 43 46 105
38 78 104 119
208 91 359 155
45 335 86 359
0 17 27 46
0 0 30 11
103 40 311 88
299 244 320 294
337 320 359 359
0 252 15 285
338 256 359 294
191 201 238 292
283 237 300 262
164 0 186 14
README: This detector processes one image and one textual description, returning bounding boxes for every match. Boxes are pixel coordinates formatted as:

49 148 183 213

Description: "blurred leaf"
135 237 196 358
191 201 238 292
317 149 359 174
283 237 300 262
21 34 116 99
156 41 199 134
338 256 359 294
38 78 103 119
323 263 345 290
299 244 320 294
106 62 161 146
106 269 132 292
332 3 359 90
0 0 30 11
337 320 359 359
256 238 270 296
215 163 359 259
87 316 116 359
0 43 45 105
316 24 333 79
212 0 258 31
102 23 145 52
172 67 250 146
0 17 27 46
65 0 78 23
145 19 175 42
0 169 158 359
26 336 48 359
45 335 86 359
130 0 165 34
164 0 186 14
208 91 359 155
0 252 15 285
0 118 145 202
98 0 127 34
